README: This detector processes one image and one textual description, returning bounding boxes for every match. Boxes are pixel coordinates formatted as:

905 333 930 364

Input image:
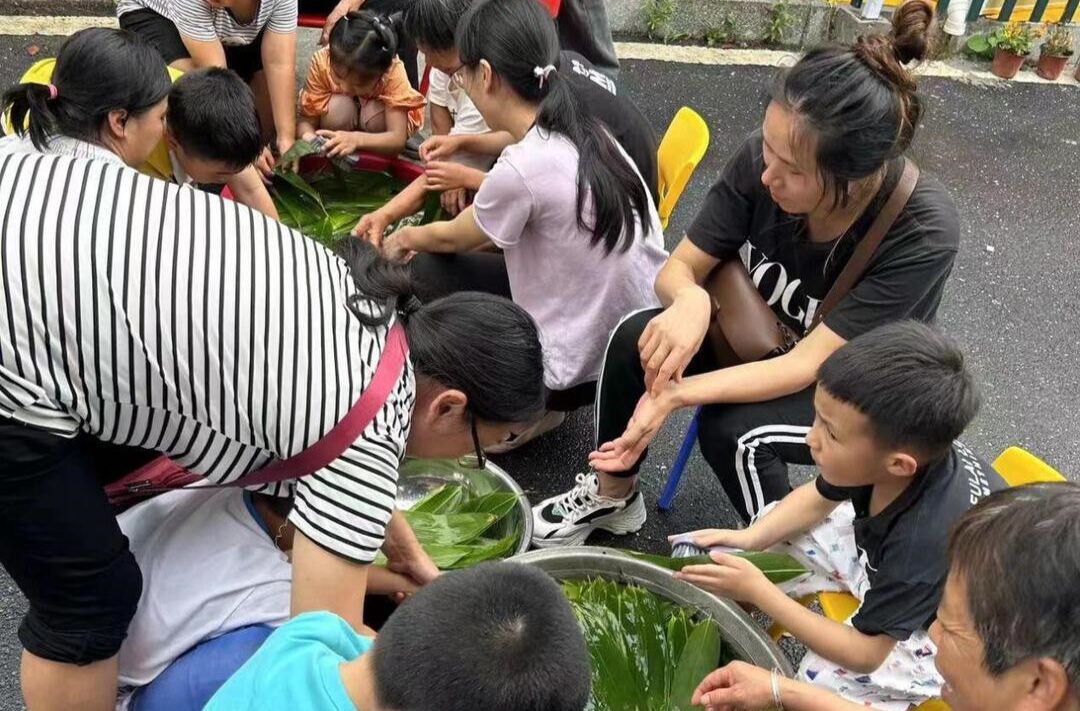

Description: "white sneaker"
486 410 566 454
531 473 646 548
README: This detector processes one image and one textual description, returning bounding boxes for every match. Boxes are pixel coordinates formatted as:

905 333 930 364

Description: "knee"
19 550 143 665
322 95 359 131
358 99 387 133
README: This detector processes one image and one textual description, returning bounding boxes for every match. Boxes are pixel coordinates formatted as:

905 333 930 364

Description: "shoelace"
553 473 599 518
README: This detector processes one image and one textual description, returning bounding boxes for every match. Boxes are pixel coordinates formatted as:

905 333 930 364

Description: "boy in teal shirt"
203 562 591 711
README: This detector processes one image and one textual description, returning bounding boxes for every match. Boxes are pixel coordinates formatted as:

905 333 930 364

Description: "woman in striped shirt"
0 136 546 710
116 0 298 177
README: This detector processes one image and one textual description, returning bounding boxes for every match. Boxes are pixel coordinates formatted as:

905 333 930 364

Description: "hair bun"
890 0 934 64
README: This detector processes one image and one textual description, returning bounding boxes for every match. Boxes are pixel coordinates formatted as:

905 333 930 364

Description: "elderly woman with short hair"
691 482 1080 711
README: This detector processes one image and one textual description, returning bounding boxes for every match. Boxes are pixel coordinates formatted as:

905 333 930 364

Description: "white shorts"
763 502 944 711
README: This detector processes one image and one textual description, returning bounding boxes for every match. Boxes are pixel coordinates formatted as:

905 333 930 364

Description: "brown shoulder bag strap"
810 159 920 331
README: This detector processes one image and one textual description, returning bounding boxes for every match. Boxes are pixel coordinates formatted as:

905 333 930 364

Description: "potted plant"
972 23 1041 79
1037 23 1074 80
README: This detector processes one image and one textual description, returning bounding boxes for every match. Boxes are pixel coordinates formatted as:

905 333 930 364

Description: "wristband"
770 668 785 711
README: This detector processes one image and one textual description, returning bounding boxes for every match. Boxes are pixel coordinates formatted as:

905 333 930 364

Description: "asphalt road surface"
0 31 1077 708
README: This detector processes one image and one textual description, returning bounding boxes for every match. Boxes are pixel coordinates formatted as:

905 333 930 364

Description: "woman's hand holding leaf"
692 661 776 711
674 552 773 604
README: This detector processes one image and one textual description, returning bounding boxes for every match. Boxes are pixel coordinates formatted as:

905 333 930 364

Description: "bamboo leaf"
458 491 520 520
403 511 497 546
448 533 520 569
409 484 467 515
670 619 723 711
277 139 321 167
618 549 808 585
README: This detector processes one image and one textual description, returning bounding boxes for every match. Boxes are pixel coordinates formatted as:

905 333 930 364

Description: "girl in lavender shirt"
378 0 667 447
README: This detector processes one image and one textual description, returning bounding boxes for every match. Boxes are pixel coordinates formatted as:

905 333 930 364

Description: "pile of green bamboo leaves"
270 140 439 251
381 484 522 570
563 578 730 711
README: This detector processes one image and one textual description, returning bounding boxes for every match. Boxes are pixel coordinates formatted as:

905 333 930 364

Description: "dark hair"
374 562 591 711
329 11 401 79
404 0 474 51
817 320 978 459
342 240 546 424
773 0 934 209
1 27 171 151
167 68 262 171
947 483 1080 690
456 0 651 254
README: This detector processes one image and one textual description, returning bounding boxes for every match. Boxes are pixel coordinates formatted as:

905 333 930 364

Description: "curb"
0 0 112 16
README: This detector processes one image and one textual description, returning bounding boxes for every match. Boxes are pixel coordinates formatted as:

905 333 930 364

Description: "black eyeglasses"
469 411 487 470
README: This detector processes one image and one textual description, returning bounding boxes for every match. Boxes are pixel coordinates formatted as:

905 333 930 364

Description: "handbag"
105 324 409 508
704 160 920 366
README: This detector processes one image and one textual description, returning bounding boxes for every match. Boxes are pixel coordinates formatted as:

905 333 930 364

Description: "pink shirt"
473 127 667 390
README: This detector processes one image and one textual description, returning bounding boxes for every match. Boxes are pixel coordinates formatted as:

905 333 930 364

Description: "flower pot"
1036 52 1070 80
992 47 1027 79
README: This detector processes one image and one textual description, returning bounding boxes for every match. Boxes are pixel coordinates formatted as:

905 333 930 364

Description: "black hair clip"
400 295 423 318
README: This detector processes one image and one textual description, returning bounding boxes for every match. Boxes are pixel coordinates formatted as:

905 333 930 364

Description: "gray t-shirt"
472 127 667 390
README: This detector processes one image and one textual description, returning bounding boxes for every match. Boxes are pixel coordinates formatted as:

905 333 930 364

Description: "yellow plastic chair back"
657 107 709 230
992 446 1066 487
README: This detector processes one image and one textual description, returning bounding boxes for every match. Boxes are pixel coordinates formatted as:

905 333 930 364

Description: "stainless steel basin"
511 546 794 675
396 456 532 557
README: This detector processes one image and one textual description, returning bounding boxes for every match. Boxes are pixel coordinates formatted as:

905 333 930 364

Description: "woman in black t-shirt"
532 0 961 545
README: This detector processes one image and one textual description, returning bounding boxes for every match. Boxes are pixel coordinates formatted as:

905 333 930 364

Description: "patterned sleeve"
170 0 219 43
266 0 298 34
288 363 414 563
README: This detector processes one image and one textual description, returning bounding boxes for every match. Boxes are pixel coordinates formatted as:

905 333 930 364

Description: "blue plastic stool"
128 624 275 711
659 407 702 511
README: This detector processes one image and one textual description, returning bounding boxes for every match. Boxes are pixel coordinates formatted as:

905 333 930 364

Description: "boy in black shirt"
673 320 1006 710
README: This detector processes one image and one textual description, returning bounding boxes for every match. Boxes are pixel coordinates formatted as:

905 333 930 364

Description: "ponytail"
772 0 934 209
0 27 170 152
341 240 546 425
2 82 58 151
329 11 402 78
456 0 651 254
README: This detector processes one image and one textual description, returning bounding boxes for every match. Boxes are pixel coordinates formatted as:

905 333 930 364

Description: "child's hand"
670 528 760 552
316 129 365 159
354 211 392 248
674 552 773 604
692 661 776 711
254 146 276 183
440 187 469 216
420 134 463 162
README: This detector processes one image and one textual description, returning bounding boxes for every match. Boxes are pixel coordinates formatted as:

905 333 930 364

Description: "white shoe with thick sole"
531 473 646 548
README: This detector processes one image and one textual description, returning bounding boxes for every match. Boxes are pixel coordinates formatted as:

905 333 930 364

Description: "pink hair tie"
46 84 58 100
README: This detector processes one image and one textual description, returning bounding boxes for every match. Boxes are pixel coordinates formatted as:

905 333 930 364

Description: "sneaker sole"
531 500 647 549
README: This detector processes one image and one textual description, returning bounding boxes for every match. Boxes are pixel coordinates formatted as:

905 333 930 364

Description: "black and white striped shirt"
117 0 297 46
0 136 414 564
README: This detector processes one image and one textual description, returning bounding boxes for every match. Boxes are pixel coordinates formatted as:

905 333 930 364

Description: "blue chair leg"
659 408 701 511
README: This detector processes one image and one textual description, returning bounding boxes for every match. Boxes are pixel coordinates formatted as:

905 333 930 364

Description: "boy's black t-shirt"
815 442 1007 641
559 51 660 206
687 130 960 340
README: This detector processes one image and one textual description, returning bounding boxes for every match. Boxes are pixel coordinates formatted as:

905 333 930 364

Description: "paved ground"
0 29 1078 708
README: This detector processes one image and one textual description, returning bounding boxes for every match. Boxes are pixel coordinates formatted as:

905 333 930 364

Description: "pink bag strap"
111 323 408 497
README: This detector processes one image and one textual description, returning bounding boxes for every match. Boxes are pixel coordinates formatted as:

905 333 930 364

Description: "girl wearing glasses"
377 0 667 452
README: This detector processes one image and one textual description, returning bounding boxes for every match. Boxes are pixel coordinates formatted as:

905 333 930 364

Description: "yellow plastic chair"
656 107 709 230
767 446 1065 711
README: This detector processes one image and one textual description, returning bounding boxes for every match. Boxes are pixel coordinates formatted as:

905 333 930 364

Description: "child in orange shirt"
296 11 425 158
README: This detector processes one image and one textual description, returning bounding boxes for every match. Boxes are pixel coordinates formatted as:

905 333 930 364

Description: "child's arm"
226 166 279 220
382 205 490 261
318 107 409 158
676 554 898 674
421 131 516 162
430 104 454 136
694 661 883 711
367 566 420 597
353 176 430 246
678 481 841 552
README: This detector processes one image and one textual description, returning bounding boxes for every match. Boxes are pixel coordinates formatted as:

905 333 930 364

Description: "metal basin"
511 547 793 675
396 457 532 558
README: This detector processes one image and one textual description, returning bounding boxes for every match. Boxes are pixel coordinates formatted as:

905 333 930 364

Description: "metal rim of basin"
396 457 533 558
510 546 794 676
